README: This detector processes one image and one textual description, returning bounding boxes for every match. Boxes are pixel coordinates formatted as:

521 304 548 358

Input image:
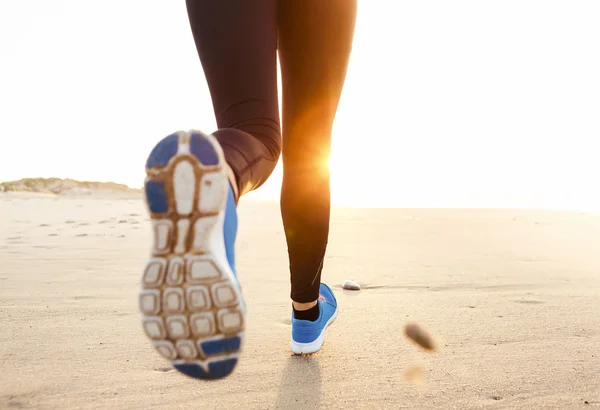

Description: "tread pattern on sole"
140 130 243 379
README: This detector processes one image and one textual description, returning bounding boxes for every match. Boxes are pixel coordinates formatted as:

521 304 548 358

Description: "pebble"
404 322 436 351
342 280 361 291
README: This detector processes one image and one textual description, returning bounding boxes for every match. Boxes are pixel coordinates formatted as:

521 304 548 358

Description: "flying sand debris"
404 322 436 351
403 366 424 385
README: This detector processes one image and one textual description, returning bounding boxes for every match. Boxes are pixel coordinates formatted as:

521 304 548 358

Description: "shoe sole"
290 309 338 355
139 130 244 380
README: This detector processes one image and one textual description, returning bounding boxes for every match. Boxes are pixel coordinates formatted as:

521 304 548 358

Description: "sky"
1 1 599 210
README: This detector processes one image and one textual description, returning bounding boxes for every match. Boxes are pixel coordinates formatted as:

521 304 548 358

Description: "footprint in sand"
512 299 545 305
73 296 94 300
33 245 54 249
6 236 26 245
154 367 175 373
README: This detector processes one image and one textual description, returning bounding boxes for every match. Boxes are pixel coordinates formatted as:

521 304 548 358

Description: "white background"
1 0 599 209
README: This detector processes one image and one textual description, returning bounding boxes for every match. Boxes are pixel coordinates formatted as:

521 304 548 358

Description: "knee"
238 123 282 162
283 146 330 174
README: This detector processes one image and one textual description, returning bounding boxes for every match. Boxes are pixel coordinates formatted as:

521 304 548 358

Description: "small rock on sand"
404 322 436 351
342 280 361 291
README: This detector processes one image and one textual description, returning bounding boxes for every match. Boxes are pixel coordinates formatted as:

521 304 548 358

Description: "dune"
0 178 141 199
1 190 599 409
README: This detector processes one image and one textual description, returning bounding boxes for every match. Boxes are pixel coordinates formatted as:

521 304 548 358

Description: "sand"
1 192 599 409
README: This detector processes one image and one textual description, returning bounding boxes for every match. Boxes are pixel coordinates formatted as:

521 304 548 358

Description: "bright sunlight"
1 0 599 211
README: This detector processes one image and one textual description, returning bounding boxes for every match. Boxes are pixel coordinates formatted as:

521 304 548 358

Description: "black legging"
186 0 357 303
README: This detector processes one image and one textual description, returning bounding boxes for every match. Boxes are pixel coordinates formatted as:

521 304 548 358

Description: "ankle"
292 300 320 322
292 300 318 311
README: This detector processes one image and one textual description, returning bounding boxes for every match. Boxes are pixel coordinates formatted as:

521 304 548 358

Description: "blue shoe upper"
291 283 338 344
223 184 238 278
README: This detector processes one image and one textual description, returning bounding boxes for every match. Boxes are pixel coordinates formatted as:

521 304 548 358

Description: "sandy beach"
1 192 599 409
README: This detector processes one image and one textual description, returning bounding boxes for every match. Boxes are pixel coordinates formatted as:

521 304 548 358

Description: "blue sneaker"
139 130 244 380
290 283 338 354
